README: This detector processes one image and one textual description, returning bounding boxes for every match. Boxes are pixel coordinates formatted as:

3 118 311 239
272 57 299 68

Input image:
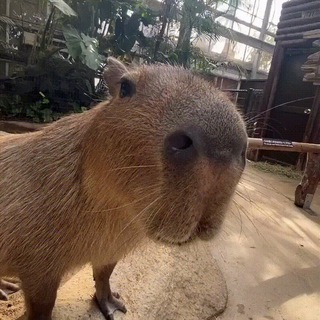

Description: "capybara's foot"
0 279 20 300
93 264 126 319
95 291 127 320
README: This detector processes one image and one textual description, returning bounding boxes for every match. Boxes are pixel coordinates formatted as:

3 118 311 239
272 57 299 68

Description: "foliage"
62 25 103 70
62 0 156 57
48 0 77 16
0 0 246 122
0 92 55 123
0 90 88 123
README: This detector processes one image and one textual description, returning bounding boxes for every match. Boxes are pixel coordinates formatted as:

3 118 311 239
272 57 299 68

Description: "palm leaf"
0 16 16 26
48 0 77 17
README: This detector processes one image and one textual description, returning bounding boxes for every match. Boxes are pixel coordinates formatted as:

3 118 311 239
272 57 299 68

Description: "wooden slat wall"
275 0 320 42
249 0 320 163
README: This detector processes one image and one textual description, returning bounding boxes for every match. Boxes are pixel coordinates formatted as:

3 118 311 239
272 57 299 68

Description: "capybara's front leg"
93 263 127 320
0 278 20 300
22 276 60 320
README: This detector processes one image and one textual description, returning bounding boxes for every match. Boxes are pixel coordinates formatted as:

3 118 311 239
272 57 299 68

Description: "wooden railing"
248 137 320 210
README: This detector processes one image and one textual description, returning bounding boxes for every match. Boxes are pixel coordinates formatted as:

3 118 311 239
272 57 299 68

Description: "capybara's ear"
104 57 129 97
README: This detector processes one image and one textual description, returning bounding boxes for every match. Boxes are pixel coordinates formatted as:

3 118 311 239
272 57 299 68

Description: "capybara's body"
0 58 247 319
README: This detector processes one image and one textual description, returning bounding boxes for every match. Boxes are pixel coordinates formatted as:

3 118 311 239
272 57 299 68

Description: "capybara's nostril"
164 131 196 166
169 132 193 151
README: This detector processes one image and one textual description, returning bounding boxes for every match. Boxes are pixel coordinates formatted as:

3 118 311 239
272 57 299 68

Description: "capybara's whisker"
109 164 161 171
114 196 162 243
85 187 160 214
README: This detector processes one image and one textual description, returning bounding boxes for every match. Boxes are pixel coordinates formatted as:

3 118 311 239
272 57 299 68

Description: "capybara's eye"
119 79 135 98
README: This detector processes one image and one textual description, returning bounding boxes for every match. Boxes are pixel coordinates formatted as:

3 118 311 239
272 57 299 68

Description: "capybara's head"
84 57 247 244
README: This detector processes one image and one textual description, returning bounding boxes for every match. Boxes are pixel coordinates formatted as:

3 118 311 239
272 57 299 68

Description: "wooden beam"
282 0 313 9
278 15 320 29
277 38 310 46
248 138 320 153
227 30 275 55
282 1 320 15
276 32 320 42
215 11 275 38
275 32 304 41
276 22 320 36
280 11 302 22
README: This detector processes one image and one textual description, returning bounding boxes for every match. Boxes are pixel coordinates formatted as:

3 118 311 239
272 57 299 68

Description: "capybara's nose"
164 126 245 166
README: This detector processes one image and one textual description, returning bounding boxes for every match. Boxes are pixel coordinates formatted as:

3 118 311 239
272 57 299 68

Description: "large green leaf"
82 49 102 71
62 25 103 71
48 0 77 17
62 25 82 59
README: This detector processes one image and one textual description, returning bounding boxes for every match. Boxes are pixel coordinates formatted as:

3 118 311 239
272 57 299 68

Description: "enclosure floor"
215 163 320 320
1 164 319 320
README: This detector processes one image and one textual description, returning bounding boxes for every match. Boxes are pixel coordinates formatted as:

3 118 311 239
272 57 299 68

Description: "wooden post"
295 152 320 209
248 44 286 162
296 87 320 170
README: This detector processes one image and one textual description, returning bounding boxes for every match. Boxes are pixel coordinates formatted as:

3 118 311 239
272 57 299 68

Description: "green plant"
62 25 103 71
26 92 54 123
0 95 24 118
0 91 88 123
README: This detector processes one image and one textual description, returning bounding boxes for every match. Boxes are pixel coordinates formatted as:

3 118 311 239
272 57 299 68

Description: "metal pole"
251 0 274 78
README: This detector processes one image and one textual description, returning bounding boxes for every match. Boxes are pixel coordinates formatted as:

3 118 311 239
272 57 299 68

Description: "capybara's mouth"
151 220 215 246
158 221 221 245
153 231 213 246
150 228 195 246
154 235 194 246
145 205 225 245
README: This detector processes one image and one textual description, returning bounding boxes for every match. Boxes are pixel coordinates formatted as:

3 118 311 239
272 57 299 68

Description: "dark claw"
0 289 8 301
112 291 120 299
95 292 127 320
0 279 20 300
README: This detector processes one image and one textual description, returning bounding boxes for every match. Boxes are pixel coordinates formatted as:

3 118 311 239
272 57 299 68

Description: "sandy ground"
214 163 320 320
0 163 319 319
0 241 227 320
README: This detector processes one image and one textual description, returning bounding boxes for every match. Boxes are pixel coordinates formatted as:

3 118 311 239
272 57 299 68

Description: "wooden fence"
248 137 320 210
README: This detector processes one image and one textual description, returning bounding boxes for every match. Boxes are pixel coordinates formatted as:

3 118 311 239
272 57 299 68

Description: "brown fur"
0 57 247 319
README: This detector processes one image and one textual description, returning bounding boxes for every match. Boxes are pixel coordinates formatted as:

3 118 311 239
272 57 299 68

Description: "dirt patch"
0 291 24 320
0 241 227 320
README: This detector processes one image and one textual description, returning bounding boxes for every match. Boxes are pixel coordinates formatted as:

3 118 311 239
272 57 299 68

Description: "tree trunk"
153 0 174 61
175 0 196 67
